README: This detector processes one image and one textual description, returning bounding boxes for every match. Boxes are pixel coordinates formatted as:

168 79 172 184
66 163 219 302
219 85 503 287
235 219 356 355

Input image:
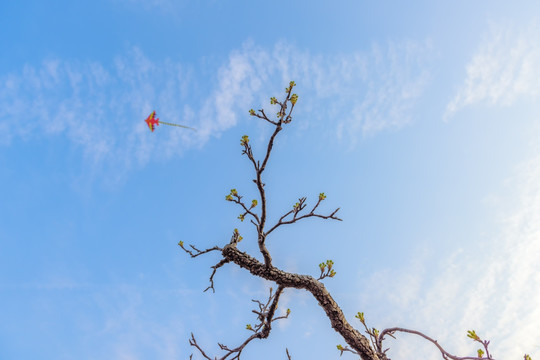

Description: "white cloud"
357 151 540 359
0 49 198 180
88 284 188 360
446 21 540 120
0 41 431 182
215 40 432 146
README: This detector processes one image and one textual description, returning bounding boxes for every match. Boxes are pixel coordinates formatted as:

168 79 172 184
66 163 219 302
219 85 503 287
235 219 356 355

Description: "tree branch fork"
178 82 533 360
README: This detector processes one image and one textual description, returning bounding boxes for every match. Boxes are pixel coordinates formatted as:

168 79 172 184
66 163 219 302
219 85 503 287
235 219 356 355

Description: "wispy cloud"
357 151 540 359
85 284 188 359
214 40 432 146
0 48 200 181
0 40 432 182
445 21 540 120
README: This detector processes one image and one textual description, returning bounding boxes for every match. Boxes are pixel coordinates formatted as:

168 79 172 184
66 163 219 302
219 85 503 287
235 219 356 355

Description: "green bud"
249 109 255 115
290 93 298 105
251 199 258 208
467 330 480 341
270 97 277 105
319 192 326 201
477 349 484 358
178 241 184 247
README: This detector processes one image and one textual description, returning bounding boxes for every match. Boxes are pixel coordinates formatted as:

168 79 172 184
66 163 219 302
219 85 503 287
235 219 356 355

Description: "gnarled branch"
222 242 382 360
189 285 289 360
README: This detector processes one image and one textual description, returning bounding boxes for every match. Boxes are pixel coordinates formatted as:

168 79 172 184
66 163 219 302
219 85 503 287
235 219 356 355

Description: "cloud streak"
446 21 540 120
0 41 432 182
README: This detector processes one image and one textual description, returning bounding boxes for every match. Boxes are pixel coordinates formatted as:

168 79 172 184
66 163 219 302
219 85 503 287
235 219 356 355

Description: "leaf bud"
467 330 480 341
477 349 484 358
240 135 249 146
355 312 365 323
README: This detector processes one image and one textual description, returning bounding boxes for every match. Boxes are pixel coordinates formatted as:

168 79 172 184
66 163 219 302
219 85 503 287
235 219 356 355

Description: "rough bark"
222 243 383 360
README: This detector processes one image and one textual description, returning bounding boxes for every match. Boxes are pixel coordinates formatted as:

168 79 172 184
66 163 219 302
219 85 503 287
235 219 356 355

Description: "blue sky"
1 1 540 359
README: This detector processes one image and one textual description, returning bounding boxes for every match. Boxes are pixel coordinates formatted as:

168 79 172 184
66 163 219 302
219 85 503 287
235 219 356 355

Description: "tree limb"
222 242 382 360
266 195 342 236
189 285 289 360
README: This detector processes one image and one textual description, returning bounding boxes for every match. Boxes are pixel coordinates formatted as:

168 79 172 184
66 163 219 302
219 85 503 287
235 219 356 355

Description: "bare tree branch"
177 241 226 293
181 82 534 360
266 195 342 236
225 189 260 225
189 285 289 360
222 242 381 360
250 108 278 126
376 327 492 360
178 241 222 258
203 258 229 293
353 312 501 360
285 348 291 360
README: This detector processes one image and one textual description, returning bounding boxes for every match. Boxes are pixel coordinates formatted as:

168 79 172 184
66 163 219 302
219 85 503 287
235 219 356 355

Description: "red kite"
144 111 196 132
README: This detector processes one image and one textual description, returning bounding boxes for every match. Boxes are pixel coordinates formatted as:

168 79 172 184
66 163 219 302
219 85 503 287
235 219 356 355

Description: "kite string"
159 121 197 131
